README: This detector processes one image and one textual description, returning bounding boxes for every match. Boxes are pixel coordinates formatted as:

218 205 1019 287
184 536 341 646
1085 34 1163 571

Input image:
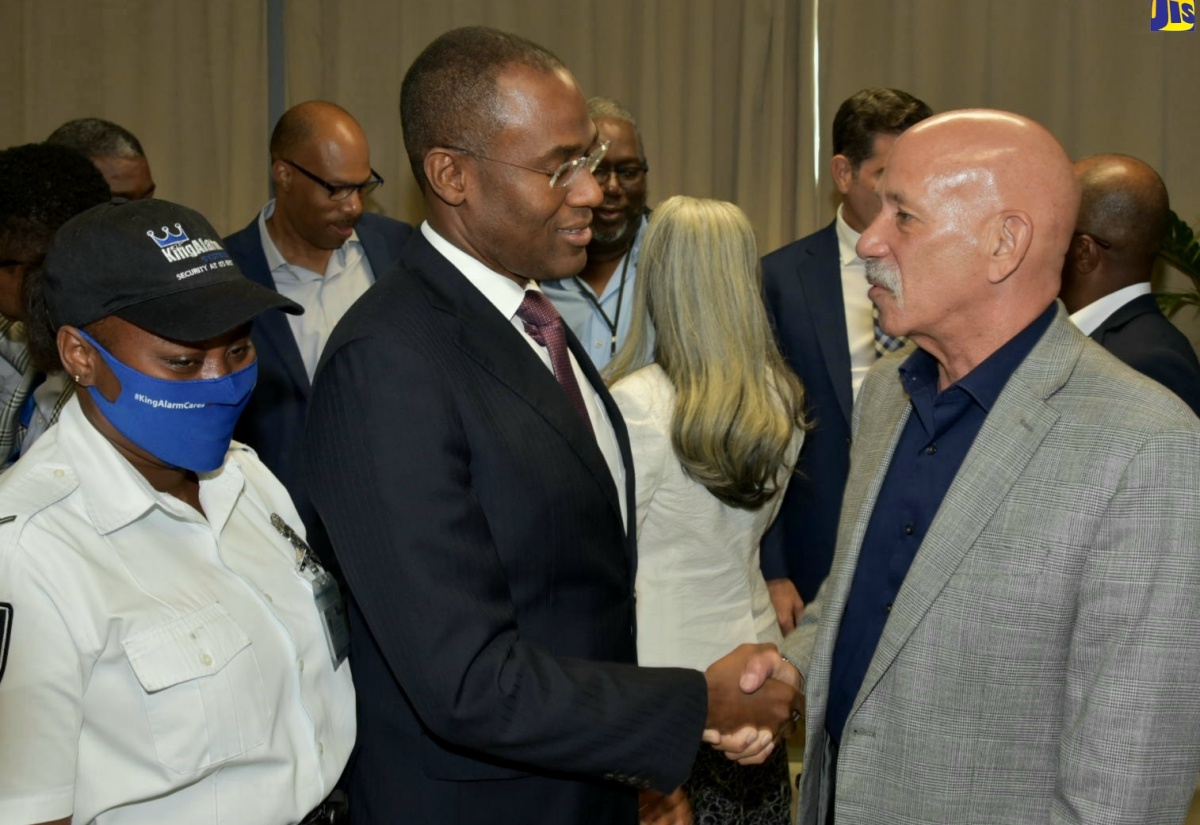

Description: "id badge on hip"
272 513 350 670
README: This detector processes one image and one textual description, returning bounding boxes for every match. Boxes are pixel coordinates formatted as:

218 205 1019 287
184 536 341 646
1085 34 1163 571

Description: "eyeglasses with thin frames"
592 163 648 187
446 140 610 189
282 159 384 201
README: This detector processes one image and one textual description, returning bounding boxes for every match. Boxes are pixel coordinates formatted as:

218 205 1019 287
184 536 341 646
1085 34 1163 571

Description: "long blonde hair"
607 195 807 510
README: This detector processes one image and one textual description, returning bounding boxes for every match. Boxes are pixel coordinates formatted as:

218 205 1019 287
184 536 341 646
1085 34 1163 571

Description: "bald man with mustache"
727 111 1200 825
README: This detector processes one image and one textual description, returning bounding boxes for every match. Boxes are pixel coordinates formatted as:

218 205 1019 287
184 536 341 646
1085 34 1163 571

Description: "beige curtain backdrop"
282 0 817 250
0 0 267 234
1 0 1196 343
816 0 1200 344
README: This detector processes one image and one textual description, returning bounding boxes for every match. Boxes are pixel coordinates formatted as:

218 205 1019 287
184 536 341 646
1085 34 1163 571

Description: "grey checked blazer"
785 304 1200 825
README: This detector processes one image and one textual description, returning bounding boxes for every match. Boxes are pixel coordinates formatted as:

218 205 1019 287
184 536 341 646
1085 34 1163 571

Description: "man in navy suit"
225 101 412 548
761 89 931 629
1060 153 1200 416
304 26 800 825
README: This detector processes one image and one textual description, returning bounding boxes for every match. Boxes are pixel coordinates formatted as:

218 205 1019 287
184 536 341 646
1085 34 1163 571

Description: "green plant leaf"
1159 210 1200 294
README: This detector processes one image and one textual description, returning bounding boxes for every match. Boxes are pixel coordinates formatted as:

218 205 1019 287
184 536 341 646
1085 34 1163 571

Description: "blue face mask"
78 329 258 473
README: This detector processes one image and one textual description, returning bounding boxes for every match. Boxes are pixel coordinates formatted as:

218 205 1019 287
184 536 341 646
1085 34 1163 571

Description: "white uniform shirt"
0 397 355 825
835 204 878 401
610 364 802 670
258 200 374 383
421 221 628 526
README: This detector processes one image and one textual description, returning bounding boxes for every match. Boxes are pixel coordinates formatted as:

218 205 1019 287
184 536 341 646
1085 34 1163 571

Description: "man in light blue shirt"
544 97 652 371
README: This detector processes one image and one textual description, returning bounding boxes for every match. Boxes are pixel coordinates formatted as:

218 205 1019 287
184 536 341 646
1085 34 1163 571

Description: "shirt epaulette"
0 461 78 539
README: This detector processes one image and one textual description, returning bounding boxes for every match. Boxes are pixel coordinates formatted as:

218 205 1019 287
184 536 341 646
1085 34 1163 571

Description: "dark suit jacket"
224 212 412 547
760 221 851 602
304 232 707 825
1090 292 1200 416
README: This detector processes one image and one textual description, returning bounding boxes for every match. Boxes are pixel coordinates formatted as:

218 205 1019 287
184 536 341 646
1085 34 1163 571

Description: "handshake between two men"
702 643 802 765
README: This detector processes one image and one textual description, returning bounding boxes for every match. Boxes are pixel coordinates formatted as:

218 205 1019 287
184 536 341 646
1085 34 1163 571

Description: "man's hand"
767 578 805 634
638 787 692 825
702 644 803 765
701 724 778 765
704 643 801 739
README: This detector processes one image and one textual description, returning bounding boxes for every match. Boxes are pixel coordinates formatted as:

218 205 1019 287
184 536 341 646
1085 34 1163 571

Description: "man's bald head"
270 101 366 161
897 109 1080 274
1075 154 1169 267
268 101 375 257
858 109 1079 381
1058 154 1169 312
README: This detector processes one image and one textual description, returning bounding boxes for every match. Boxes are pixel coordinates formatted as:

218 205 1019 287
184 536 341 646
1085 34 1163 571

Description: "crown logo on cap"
146 223 189 248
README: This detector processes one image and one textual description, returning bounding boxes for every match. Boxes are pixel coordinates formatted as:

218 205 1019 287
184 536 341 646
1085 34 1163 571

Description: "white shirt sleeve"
0 538 82 823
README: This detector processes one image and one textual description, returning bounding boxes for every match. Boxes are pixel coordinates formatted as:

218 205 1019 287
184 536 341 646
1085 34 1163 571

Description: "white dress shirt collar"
56 395 243 536
835 204 864 268
420 221 533 319
257 199 361 280
1069 282 1153 336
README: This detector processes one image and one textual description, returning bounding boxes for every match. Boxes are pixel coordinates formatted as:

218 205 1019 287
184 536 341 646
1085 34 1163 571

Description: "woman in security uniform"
0 199 355 825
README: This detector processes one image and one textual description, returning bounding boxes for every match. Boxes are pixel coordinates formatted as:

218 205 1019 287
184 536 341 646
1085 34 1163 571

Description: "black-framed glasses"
592 163 648 186
1073 231 1112 250
282 159 384 201
447 139 610 189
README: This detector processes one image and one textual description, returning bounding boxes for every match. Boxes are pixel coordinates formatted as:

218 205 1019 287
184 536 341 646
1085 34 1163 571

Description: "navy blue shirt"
825 303 1056 744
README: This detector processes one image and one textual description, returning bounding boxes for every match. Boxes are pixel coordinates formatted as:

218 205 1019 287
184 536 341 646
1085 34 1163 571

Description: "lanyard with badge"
271 513 349 670
572 222 640 357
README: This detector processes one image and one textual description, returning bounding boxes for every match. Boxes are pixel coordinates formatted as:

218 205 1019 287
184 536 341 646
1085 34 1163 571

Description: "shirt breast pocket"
122 602 269 775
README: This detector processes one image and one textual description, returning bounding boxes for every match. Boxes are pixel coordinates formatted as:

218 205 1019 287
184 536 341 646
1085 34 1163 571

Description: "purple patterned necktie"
516 290 593 432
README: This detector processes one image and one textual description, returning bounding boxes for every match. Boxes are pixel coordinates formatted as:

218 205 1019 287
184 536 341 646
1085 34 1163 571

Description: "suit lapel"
1090 293 1157 345
357 220 391 282
802 224 854 426
405 236 625 527
806 369 911 718
231 224 311 394
849 309 1081 716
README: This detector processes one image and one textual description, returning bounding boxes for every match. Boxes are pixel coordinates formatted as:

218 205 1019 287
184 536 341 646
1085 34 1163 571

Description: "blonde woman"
608 196 807 825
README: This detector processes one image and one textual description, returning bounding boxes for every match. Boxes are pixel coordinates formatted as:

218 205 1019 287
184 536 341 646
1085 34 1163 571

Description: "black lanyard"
573 235 636 357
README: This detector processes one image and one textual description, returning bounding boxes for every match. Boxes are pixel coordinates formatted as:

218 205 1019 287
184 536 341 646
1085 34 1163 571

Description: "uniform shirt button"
904 524 914 536
263 592 274 603
201 653 214 667
594 341 604 349
298 659 305 673
317 741 325 755
926 444 938 455
53 469 65 478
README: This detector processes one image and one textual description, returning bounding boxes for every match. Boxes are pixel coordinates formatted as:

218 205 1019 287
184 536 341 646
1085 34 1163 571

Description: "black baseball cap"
44 198 302 342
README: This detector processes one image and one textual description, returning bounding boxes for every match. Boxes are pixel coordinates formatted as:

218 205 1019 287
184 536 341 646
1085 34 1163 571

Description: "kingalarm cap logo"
146 222 224 263
1151 0 1195 31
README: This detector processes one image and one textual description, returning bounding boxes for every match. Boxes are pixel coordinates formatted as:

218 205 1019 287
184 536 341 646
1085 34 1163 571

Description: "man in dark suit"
1060 153 1200 415
225 101 412 547
761 89 931 629
303 27 800 825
